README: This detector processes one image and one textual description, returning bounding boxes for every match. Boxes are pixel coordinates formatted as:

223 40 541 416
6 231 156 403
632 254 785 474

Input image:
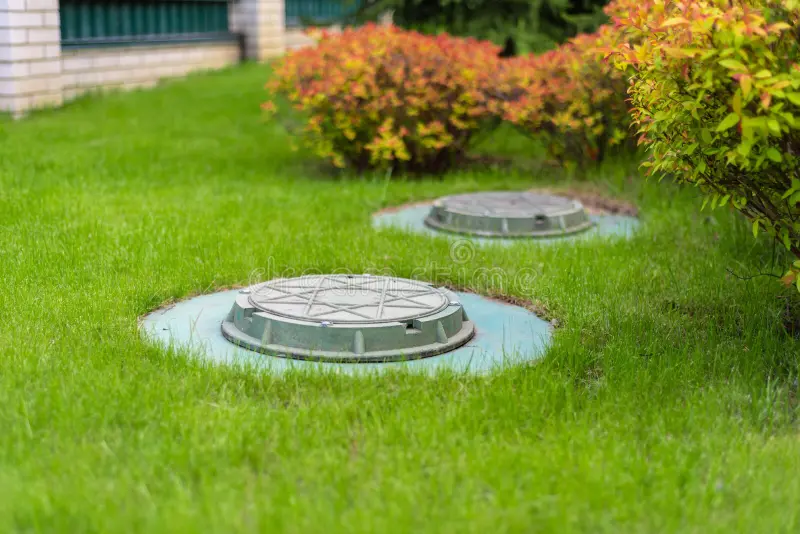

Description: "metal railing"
285 0 359 28
60 0 234 48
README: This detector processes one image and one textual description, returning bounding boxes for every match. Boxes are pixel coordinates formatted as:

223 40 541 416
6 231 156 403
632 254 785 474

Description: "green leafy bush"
265 24 505 173
608 0 800 286
343 0 611 54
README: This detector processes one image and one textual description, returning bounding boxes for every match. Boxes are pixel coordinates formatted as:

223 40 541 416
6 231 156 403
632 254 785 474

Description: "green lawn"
1 63 799 533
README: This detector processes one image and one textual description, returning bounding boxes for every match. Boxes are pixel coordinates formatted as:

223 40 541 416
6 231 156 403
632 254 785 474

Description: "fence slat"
60 0 232 47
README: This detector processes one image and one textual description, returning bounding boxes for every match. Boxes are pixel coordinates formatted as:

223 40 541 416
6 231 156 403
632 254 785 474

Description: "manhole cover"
222 275 475 363
424 192 593 237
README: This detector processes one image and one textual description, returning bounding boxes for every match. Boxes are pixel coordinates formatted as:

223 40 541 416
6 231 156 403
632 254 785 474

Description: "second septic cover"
424 192 593 238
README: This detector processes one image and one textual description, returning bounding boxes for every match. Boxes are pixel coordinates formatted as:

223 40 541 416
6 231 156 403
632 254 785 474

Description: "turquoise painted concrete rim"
140 290 553 375
373 202 640 245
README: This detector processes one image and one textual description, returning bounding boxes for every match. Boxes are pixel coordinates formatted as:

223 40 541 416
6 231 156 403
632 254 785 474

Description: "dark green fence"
285 0 358 27
60 0 233 48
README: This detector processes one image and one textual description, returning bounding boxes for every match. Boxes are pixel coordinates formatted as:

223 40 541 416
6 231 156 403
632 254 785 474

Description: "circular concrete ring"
374 202 640 246
140 290 553 375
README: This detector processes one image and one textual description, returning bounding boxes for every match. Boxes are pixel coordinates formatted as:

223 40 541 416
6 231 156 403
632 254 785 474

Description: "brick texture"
0 0 62 114
61 43 239 98
232 0 285 60
1 0 300 115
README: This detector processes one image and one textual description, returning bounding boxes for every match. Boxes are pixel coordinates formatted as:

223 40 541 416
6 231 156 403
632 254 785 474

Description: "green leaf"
732 92 742 114
787 92 800 106
753 220 760 237
766 147 783 162
686 142 699 155
737 142 752 157
768 119 781 134
754 70 772 79
742 116 768 136
719 59 747 71
717 113 740 132
741 75 753 97
662 17 690 26
701 129 713 143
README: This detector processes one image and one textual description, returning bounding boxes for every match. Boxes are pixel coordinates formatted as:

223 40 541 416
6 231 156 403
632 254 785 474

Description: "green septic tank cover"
222 275 475 363
425 192 594 238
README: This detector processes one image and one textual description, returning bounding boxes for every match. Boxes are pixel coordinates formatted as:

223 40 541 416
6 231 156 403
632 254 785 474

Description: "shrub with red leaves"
266 24 505 173
499 19 633 170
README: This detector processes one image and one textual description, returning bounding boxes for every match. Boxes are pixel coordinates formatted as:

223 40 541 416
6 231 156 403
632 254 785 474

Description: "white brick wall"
28 27 59 44
0 59 26 77
0 12 44 27
25 0 58 10
1 0 292 115
61 42 240 98
5 27 25 44
0 0 62 114
42 11 57 26
233 0 285 60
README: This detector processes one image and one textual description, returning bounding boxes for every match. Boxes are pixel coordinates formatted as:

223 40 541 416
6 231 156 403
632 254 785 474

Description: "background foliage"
499 22 633 168
341 0 611 54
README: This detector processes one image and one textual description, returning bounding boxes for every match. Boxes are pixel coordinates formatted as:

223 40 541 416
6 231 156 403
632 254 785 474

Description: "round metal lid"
222 275 475 363
424 192 594 238
248 275 449 324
